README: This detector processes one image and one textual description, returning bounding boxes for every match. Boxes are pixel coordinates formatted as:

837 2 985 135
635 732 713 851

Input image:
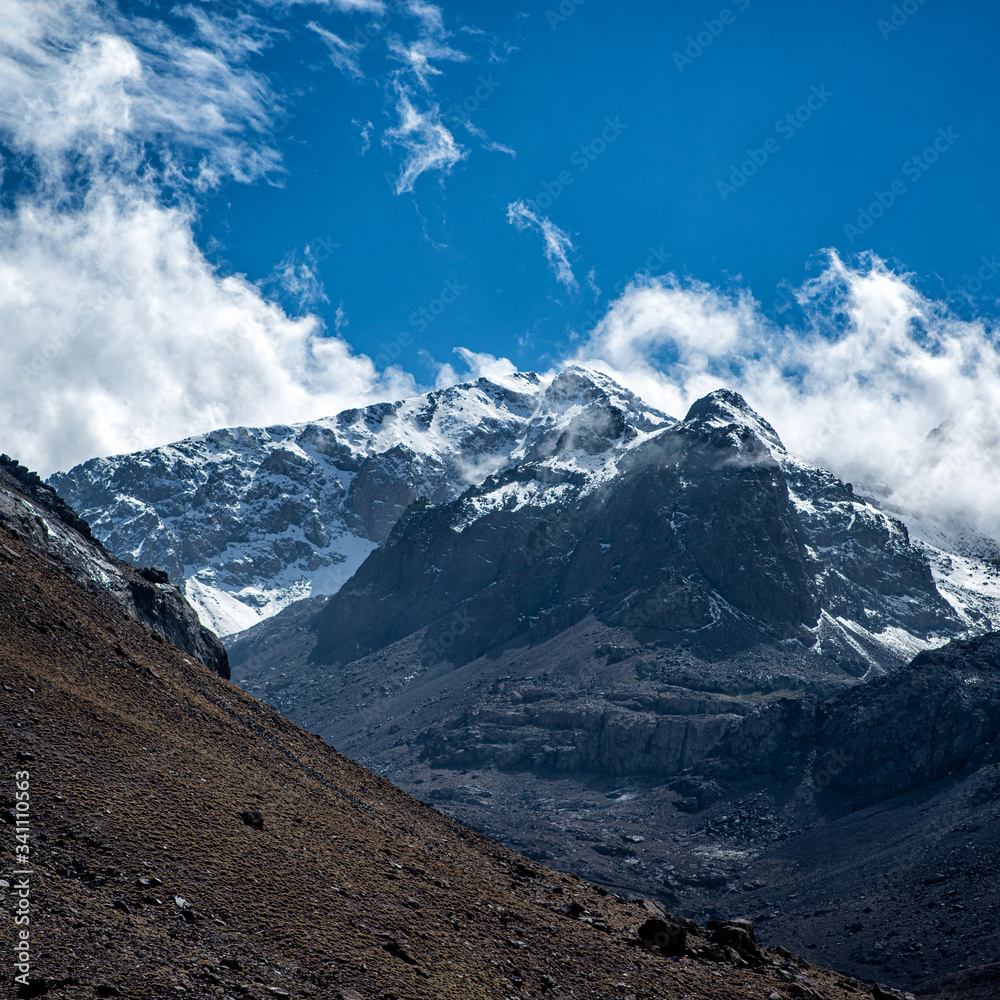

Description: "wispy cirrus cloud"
0 0 282 191
309 21 366 79
383 83 467 194
506 201 578 291
259 0 386 11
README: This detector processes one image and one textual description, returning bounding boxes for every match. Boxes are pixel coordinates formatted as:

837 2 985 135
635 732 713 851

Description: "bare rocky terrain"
40 370 1000 997
0 464 912 999
220 380 1000 994
229 607 1000 997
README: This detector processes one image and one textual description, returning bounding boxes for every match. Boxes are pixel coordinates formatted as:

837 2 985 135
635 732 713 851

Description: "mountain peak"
514 365 674 464
683 388 785 453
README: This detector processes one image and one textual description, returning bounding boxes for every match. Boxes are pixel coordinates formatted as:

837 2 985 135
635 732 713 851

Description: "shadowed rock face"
311 389 951 669
0 454 229 678
702 631 1000 812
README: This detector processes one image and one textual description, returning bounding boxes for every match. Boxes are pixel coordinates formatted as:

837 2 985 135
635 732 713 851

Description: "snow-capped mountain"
307 379 961 679
49 368 672 635
51 364 996 654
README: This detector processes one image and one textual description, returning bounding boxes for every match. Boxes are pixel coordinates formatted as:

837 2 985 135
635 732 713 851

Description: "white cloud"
0 0 284 193
260 0 386 11
586 266 601 300
352 117 373 153
3 192 418 475
453 346 520 382
305 0 504 194
382 84 467 194
266 251 329 310
376 0 509 192
0 0 413 475
318 0 386 10
404 1 446 36
309 21 365 78
386 33 469 90
574 251 1000 537
506 201 577 291
461 120 515 157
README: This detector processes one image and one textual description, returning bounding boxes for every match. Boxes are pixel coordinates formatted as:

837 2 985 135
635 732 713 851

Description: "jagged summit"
49 366 672 634
49 372 553 635
682 388 786 453
514 365 673 466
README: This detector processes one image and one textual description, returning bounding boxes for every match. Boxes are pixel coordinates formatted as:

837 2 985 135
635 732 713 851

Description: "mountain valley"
46 366 1000 995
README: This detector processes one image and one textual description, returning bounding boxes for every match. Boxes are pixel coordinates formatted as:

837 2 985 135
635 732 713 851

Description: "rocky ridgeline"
53 365 956 657
47 373 560 634
0 454 229 677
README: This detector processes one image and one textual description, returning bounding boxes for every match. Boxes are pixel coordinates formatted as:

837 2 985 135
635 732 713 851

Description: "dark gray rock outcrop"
700 631 1000 811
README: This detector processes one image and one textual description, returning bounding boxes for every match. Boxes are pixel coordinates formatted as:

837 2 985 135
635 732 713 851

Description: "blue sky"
2 0 1000 533
196 0 1000 374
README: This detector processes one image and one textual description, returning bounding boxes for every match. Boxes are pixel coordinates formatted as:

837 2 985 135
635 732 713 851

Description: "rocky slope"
0 476 890 1000
0 454 228 678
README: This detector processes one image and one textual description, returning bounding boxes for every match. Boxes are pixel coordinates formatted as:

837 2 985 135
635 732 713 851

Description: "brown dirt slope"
1 522 889 1000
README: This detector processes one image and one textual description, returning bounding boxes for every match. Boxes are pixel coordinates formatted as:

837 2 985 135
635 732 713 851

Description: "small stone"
382 940 418 965
872 986 917 1000
241 809 265 830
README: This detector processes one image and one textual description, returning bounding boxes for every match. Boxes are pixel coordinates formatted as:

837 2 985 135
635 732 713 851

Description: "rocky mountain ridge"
309 381 957 677
53 369 673 635
52 366 995 655
0 453 229 677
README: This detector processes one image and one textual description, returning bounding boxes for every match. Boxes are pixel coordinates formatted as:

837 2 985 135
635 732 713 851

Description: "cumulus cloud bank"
0 0 416 475
574 250 1000 537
